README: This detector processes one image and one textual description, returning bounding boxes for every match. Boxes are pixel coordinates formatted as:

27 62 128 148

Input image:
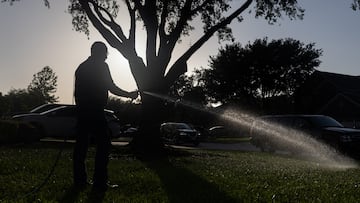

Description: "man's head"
91 41 108 61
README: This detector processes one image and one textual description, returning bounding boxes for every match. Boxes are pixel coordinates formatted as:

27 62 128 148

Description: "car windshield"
308 116 344 128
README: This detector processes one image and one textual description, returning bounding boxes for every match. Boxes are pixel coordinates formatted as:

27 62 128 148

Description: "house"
295 70 360 127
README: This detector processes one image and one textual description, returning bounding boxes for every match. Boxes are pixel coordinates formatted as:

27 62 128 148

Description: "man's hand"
128 91 139 99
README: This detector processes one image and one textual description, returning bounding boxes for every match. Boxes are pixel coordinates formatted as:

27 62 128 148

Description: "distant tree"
106 96 141 125
1 0 49 7
180 38 322 107
1 88 44 115
0 92 5 117
0 67 59 116
352 0 360 10
170 70 208 106
28 66 58 104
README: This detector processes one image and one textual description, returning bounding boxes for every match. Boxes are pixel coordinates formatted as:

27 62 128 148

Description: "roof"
312 71 360 95
296 71 360 118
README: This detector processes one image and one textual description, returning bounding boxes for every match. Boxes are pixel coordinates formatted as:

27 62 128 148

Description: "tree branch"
157 1 174 76
182 0 252 62
143 1 158 67
125 0 136 45
157 0 194 76
159 1 169 41
165 0 253 86
167 0 194 50
79 0 132 57
92 3 127 42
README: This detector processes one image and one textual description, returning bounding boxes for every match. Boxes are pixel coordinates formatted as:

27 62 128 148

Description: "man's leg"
93 118 111 189
73 122 89 186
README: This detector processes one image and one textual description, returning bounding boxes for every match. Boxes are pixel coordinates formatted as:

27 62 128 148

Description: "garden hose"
13 135 68 201
14 97 137 200
10 90 138 200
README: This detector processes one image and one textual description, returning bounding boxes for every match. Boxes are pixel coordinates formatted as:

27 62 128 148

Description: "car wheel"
107 128 113 138
193 140 200 146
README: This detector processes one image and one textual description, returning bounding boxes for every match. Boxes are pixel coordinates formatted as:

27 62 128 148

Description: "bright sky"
0 0 359 104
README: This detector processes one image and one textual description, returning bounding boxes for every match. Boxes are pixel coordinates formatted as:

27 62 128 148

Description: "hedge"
0 120 41 145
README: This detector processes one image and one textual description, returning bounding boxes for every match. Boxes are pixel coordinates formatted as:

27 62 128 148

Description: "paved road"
167 142 261 152
111 140 261 152
197 142 261 151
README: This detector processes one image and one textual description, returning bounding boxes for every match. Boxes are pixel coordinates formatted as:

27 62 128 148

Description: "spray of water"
222 108 358 169
142 91 358 169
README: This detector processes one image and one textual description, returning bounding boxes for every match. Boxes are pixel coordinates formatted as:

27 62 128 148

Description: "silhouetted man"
73 41 138 192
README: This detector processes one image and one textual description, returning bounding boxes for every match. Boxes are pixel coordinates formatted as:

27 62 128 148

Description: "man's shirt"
74 56 115 108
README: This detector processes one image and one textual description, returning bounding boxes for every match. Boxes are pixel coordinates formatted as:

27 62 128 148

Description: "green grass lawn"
1 142 360 202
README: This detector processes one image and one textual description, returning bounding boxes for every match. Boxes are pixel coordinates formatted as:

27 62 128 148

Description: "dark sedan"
160 122 200 146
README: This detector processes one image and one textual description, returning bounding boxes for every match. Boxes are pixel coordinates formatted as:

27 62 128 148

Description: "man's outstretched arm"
109 85 138 99
104 65 138 99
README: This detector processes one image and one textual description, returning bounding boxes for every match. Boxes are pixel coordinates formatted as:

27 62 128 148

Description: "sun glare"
106 48 137 91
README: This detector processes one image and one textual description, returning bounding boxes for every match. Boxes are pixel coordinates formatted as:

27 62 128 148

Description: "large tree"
67 0 305 145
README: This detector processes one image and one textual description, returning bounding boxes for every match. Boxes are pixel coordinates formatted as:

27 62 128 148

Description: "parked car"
118 124 138 137
250 114 360 155
209 125 237 138
12 105 123 139
160 122 200 146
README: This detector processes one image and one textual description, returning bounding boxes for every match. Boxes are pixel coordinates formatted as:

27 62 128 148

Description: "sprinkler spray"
142 91 180 103
141 91 358 169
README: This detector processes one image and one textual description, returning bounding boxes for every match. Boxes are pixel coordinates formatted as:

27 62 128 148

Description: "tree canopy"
68 0 305 94
170 71 208 105
175 38 322 107
28 66 58 104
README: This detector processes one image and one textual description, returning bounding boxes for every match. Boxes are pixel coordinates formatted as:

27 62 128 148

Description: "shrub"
0 120 40 145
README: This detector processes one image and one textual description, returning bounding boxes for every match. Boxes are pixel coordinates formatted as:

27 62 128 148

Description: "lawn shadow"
137 148 238 203
59 185 83 203
60 186 105 203
85 189 105 203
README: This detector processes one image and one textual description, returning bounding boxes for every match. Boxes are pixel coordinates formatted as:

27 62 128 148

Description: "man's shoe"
92 182 119 193
107 183 119 189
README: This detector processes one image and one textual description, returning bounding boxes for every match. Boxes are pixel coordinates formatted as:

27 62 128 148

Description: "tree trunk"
128 59 170 153
130 91 167 153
